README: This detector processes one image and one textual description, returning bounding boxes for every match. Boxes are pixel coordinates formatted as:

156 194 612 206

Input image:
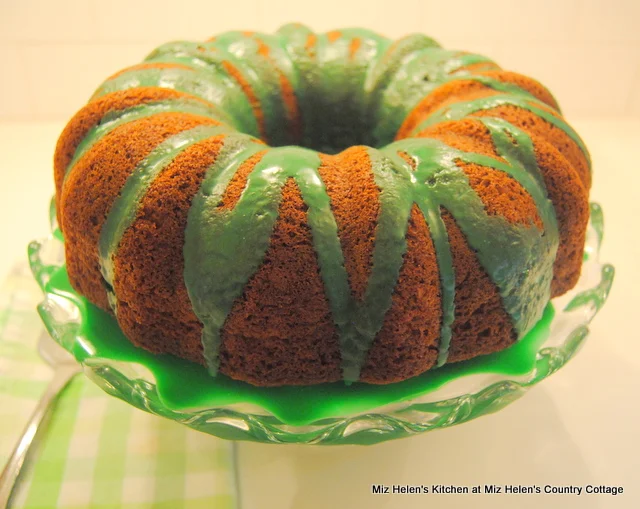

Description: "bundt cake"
54 25 590 387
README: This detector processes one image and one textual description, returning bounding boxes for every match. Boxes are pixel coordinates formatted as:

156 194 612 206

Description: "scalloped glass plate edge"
28 202 614 445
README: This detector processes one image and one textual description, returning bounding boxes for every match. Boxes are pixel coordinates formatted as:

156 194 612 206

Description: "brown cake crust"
360 205 441 383
415 118 589 296
317 147 380 301
113 136 227 365
54 87 212 215
396 72 560 139
218 179 342 385
442 209 517 362
60 113 219 310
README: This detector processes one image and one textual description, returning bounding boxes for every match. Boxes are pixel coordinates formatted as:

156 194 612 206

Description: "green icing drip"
184 135 270 375
389 137 557 347
275 24 317 148
65 99 231 183
477 117 546 190
377 147 456 366
424 206 455 366
206 32 298 147
374 54 561 147
340 149 414 378
93 66 259 137
312 29 389 152
99 124 232 312
364 34 440 109
379 110 559 365
184 146 350 375
146 38 297 147
184 144 416 382
455 74 541 99
411 93 591 167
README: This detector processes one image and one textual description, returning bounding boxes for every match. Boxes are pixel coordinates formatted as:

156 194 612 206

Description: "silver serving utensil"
0 331 82 507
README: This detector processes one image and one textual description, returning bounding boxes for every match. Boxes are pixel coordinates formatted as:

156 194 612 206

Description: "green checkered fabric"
0 263 238 509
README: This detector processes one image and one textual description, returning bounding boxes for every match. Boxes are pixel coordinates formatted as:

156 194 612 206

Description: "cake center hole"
267 98 383 154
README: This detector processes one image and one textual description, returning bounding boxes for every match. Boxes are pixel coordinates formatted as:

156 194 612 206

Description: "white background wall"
1 0 639 122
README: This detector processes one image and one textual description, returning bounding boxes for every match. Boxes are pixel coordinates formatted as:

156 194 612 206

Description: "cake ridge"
147 38 296 146
369 47 500 145
99 123 229 312
64 99 229 183
208 31 303 145
184 146 349 376
386 134 558 343
184 134 272 373
94 64 260 137
411 93 591 165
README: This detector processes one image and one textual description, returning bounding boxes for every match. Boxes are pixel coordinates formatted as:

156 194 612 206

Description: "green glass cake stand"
28 201 613 445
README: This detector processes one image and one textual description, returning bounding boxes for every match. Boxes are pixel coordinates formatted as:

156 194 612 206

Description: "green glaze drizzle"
64 99 231 183
146 38 298 147
93 66 259 137
411 93 591 167
424 206 455 366
184 144 415 382
376 146 458 366
99 124 231 312
371 48 498 145
184 135 270 374
207 32 300 147
364 34 440 114
329 148 416 381
342 149 414 377
380 110 559 364
184 146 350 375
389 137 557 346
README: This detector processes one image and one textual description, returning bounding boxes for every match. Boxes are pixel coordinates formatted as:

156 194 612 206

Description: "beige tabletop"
1 118 638 509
